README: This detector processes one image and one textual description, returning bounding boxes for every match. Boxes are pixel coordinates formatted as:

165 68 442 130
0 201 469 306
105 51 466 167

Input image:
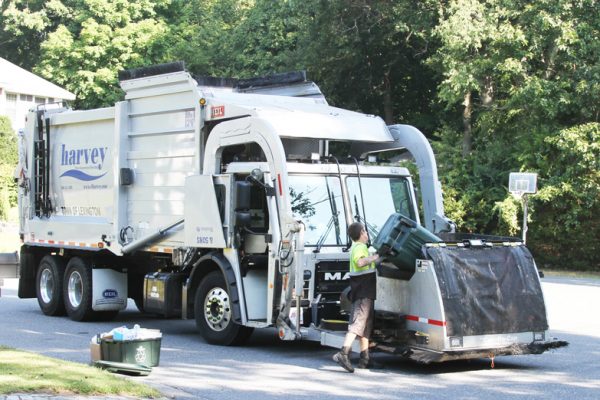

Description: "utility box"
143 272 186 317
100 338 161 367
373 213 441 272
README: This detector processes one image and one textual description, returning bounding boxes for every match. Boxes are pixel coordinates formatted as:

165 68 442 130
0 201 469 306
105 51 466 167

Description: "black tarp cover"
425 245 548 337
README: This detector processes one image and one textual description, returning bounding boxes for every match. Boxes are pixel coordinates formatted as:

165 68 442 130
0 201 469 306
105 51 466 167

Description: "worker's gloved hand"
368 246 377 256
376 245 392 256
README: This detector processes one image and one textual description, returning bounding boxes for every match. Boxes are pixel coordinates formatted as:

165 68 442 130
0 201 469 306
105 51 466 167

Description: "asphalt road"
1 276 599 400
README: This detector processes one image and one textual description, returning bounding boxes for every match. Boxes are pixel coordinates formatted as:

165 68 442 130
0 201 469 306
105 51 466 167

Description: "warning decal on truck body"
211 105 225 118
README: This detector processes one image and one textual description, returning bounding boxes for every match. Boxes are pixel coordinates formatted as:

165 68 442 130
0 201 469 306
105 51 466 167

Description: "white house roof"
0 57 75 100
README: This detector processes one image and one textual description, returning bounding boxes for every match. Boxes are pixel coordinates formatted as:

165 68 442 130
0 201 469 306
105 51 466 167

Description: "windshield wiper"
314 178 343 253
353 194 379 238
350 157 371 246
328 155 350 249
314 211 340 253
325 177 342 246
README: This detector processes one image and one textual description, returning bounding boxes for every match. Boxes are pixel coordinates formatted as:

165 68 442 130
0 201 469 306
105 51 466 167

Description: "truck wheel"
63 257 96 321
36 255 66 316
194 271 253 345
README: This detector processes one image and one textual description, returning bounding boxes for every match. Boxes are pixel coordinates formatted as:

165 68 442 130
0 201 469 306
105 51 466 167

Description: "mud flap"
18 246 37 298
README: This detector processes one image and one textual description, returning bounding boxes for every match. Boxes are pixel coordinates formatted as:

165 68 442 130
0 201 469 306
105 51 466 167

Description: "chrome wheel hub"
204 287 231 331
67 271 83 308
40 268 54 304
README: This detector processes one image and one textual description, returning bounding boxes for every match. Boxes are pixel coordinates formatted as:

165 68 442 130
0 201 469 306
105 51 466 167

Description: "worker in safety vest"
333 222 380 372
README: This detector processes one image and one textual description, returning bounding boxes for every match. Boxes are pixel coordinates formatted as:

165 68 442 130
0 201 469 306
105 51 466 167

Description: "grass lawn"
0 346 162 398
541 269 600 279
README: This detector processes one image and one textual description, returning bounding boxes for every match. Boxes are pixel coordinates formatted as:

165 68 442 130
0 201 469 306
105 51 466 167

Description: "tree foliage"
295 0 440 129
0 116 17 220
529 123 600 269
1 0 598 268
430 0 599 268
2 0 171 108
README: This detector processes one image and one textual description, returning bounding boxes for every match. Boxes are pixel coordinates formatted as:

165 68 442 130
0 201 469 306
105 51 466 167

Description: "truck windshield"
346 176 415 237
288 175 347 247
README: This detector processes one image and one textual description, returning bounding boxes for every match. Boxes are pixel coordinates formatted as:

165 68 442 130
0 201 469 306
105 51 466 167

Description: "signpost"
508 172 538 243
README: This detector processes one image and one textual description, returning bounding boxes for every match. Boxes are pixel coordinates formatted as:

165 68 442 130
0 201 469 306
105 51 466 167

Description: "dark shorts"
348 297 374 339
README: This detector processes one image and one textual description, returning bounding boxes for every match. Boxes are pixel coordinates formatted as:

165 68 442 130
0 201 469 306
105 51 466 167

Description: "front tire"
63 257 96 321
194 271 253 345
36 255 66 316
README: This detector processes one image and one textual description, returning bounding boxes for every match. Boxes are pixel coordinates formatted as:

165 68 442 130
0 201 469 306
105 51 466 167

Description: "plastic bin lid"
93 360 152 376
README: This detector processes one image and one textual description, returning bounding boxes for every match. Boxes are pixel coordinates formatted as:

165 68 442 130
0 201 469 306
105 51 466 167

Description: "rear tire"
194 271 253 345
63 257 95 321
36 255 66 316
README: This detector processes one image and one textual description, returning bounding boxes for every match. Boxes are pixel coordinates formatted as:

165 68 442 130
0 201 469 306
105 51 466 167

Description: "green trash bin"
372 213 441 272
100 337 161 367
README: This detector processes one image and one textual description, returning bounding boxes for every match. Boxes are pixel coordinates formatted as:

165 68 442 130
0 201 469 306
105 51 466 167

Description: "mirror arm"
264 185 275 197
247 175 276 197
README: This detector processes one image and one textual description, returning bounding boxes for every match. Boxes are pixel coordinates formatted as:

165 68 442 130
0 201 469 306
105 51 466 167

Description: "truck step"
319 319 348 331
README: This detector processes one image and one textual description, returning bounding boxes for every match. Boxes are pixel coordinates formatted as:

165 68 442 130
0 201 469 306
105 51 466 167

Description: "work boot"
357 352 369 369
357 350 382 369
333 346 354 373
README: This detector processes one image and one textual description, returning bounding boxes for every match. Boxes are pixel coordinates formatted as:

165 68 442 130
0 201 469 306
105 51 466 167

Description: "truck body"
16 62 565 362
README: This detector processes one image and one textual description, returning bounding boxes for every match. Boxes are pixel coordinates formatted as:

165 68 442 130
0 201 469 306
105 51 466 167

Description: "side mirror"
250 168 264 182
246 168 275 196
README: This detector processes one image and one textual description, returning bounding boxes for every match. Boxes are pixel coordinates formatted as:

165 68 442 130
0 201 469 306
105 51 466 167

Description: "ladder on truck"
33 110 52 217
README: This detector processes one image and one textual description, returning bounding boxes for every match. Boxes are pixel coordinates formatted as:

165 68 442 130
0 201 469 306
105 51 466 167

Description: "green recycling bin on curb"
100 337 161 367
372 213 442 272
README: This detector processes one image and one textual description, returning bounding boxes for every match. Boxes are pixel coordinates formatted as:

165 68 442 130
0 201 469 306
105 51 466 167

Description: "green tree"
163 0 305 78
224 0 304 76
2 0 172 109
529 123 600 269
431 0 600 269
2 0 598 269
157 0 251 77
0 116 17 221
0 0 69 70
296 0 440 130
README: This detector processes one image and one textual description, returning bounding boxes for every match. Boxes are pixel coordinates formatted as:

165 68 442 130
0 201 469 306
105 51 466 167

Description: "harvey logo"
59 144 109 181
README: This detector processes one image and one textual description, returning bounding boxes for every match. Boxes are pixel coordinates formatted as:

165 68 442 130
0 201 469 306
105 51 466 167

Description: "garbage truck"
16 61 566 362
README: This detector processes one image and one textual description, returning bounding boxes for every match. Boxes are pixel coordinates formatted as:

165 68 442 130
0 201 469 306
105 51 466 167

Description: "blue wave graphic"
60 169 107 181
